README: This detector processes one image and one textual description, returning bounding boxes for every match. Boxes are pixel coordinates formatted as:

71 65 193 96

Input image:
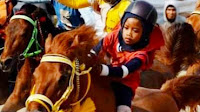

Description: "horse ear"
71 35 79 48
45 33 53 53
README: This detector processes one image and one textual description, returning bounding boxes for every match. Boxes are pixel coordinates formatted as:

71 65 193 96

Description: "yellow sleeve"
57 0 91 9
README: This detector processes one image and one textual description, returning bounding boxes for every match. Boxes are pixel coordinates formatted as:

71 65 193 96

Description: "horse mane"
156 23 199 74
50 25 99 64
161 75 200 110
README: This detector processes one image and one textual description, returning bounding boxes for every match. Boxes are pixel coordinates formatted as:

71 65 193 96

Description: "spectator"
158 0 185 34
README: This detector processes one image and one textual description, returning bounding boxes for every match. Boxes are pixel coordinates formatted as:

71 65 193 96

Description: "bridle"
10 14 44 59
26 54 93 112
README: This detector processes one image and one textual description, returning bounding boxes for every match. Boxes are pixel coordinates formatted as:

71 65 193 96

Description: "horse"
144 0 200 90
134 75 200 112
150 22 200 112
0 0 17 105
26 25 116 112
0 0 14 40
0 1 14 102
151 22 200 78
186 0 200 52
25 25 200 112
0 3 57 111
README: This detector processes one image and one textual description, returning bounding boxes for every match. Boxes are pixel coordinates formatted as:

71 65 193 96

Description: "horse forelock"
51 25 98 60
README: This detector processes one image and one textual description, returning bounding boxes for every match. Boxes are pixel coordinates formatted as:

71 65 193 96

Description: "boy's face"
166 6 176 20
122 18 143 45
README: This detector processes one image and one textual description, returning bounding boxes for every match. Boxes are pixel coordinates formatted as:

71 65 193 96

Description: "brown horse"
152 22 200 77
187 0 200 33
0 0 17 105
134 75 200 112
186 0 200 52
0 0 14 40
0 3 56 112
26 25 116 112
150 22 200 112
147 1 200 89
0 2 14 101
26 25 200 112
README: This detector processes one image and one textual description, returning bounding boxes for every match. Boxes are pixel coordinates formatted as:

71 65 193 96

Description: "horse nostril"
4 58 13 67
0 61 3 69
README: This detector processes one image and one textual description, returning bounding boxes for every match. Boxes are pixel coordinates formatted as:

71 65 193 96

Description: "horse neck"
133 92 179 112
19 58 39 73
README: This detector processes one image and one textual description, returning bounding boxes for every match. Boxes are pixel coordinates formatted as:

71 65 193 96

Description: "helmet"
119 1 158 51
121 1 157 26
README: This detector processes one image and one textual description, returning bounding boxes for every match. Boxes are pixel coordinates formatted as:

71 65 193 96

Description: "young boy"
90 1 164 112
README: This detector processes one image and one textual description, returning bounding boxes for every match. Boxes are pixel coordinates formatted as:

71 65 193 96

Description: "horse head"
27 25 100 111
0 3 55 72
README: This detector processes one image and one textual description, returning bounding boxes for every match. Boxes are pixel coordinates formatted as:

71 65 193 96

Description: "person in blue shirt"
52 0 84 31
12 0 90 32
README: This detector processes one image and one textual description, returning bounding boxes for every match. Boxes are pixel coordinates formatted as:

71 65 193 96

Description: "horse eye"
68 40 73 46
58 75 67 85
67 70 71 75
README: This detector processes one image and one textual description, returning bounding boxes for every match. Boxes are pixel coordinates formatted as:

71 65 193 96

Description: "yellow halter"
25 54 92 112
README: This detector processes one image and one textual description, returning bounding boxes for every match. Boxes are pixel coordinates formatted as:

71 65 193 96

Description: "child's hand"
87 52 103 75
